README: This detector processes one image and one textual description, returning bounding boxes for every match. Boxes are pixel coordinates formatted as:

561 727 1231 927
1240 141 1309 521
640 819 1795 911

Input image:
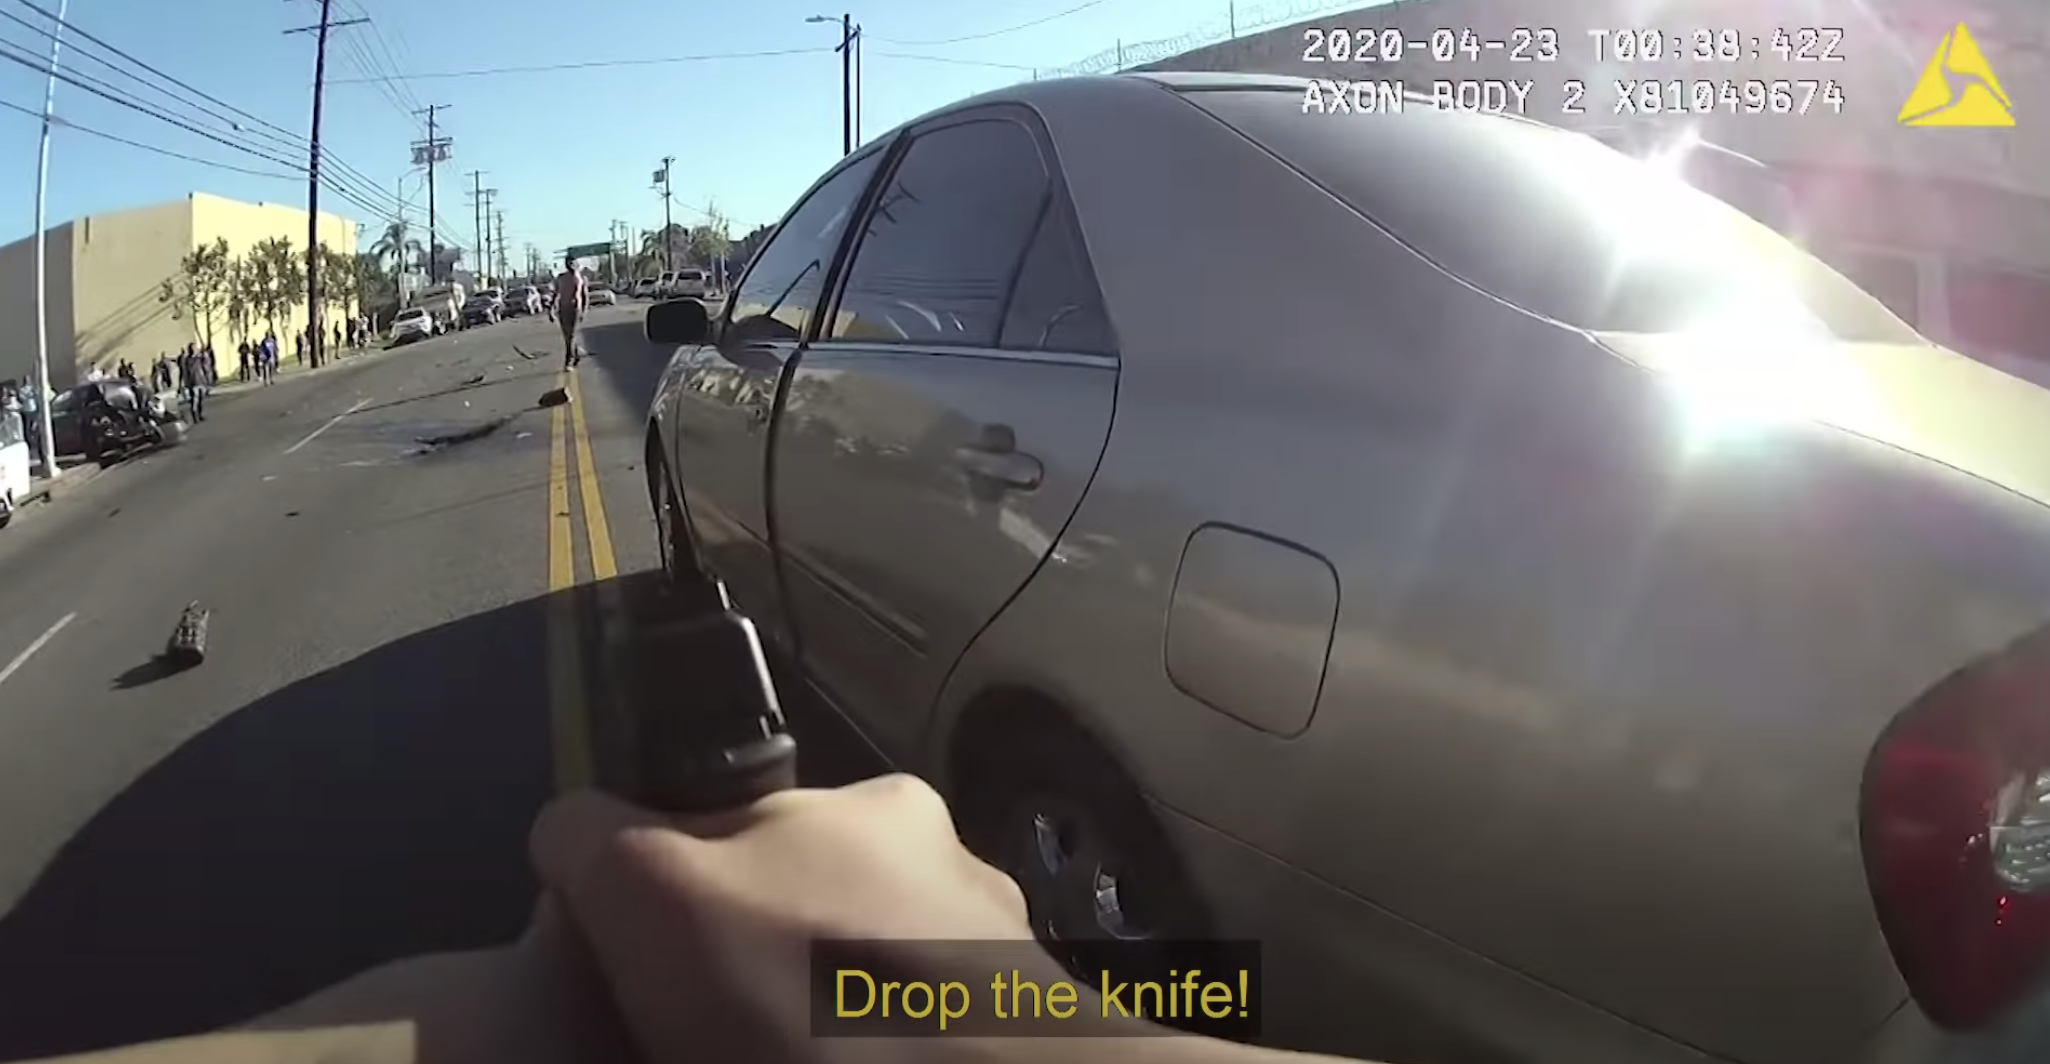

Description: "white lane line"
0 612 77 689
285 396 372 455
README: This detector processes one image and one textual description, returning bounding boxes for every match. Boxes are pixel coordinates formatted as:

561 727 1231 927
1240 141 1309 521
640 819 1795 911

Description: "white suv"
672 268 710 299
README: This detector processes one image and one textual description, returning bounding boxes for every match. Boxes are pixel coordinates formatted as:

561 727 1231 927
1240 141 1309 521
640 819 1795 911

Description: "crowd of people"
1 312 386 476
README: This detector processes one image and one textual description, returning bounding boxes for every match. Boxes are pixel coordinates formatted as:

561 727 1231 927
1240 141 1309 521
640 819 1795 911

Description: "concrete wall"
1142 0 2050 360
192 193 359 360
69 199 193 379
0 193 360 392
0 225 79 392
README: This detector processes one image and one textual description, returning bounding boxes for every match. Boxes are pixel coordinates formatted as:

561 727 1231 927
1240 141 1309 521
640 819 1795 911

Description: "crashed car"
48 379 185 465
461 294 501 328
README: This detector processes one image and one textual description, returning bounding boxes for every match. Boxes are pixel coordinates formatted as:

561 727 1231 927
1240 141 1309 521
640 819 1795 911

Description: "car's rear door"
667 149 885 643
769 107 1121 761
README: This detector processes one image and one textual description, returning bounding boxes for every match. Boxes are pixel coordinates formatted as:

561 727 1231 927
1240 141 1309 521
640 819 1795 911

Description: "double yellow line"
545 368 622 791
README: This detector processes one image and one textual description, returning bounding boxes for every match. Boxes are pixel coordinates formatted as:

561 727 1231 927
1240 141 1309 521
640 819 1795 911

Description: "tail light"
1864 627 2050 1029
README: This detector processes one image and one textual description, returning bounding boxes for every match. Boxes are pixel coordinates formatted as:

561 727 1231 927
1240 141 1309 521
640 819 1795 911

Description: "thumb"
529 789 680 905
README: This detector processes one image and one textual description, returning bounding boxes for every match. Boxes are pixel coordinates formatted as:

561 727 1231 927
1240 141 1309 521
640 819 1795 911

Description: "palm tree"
638 223 689 273
368 221 423 278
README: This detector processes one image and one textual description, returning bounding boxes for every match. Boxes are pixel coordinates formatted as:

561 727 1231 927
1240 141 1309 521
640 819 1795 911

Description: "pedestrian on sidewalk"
237 340 252 384
178 344 208 423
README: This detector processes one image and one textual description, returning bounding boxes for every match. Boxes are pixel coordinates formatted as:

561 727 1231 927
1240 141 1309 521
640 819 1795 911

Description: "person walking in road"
554 257 588 370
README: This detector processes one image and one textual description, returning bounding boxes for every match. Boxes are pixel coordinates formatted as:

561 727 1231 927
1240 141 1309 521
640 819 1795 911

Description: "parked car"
0 408 28 528
389 306 437 344
640 72 2048 1064
588 283 618 306
633 277 660 299
461 294 501 327
653 270 678 298
671 267 710 299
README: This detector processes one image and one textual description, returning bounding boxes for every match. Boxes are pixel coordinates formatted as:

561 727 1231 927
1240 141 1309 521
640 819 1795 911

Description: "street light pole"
807 13 861 155
30 0 68 480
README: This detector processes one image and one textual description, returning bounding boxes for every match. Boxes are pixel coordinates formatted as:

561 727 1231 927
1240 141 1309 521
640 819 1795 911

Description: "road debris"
411 414 516 454
538 387 571 408
165 601 210 669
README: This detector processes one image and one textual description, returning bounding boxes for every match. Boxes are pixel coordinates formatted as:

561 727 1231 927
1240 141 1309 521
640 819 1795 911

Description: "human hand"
528 773 1048 1064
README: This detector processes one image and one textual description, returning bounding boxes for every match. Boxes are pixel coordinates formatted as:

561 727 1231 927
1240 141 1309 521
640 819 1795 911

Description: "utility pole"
654 156 675 271
613 218 632 283
286 0 366 369
30 0 68 479
807 13 860 154
494 210 506 282
412 104 451 284
466 169 485 284
480 188 498 283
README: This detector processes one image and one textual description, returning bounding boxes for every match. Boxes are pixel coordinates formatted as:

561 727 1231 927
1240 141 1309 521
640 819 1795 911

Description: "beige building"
0 192 359 390
1145 0 2050 373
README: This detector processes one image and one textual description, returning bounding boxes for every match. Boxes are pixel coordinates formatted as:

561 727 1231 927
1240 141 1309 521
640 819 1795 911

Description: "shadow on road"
579 317 672 431
0 568 881 1062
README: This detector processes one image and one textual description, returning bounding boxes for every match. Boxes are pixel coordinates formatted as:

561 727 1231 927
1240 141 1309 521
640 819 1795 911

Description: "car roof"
806 72 1611 376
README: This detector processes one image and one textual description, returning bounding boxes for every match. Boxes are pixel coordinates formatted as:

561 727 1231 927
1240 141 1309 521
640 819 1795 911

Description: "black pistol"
635 607 797 813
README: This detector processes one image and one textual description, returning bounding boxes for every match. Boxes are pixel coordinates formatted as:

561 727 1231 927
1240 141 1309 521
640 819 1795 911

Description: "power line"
871 51 1040 71
0 95 299 178
870 0 1113 46
328 46 832 83
3 0 410 219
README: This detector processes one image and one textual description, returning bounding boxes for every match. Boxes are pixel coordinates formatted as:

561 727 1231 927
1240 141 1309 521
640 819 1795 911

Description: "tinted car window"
999 196 1117 356
828 118 1049 347
1187 89 1920 345
730 151 882 343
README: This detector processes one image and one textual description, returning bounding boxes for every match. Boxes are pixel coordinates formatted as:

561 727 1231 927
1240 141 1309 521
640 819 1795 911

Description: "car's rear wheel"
647 445 723 617
958 707 1211 955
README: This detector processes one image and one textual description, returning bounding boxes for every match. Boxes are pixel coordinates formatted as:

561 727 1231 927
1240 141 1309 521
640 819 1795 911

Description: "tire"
646 446 724 617
958 712 1211 954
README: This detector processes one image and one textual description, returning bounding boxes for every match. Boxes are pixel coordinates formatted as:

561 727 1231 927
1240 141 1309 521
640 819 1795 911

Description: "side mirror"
647 298 712 346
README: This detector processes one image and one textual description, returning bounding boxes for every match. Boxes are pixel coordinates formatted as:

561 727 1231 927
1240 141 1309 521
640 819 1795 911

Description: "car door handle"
953 446 1042 489
746 405 770 426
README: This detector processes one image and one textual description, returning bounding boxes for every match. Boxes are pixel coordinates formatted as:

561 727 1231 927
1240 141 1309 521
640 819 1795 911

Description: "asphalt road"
0 301 877 1060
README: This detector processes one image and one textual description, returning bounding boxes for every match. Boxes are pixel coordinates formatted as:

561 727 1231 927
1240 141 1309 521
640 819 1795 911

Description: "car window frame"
818 104 1092 353
717 136 901 343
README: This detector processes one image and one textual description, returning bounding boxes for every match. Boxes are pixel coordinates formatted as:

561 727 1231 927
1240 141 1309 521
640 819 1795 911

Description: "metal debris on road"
462 373 486 386
538 387 570 408
165 601 210 669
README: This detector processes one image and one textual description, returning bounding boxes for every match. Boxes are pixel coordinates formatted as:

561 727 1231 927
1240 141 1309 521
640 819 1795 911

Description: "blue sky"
0 0 1358 261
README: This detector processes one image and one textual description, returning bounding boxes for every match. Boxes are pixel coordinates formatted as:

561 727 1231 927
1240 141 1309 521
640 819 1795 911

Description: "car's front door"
670 150 883 642
770 110 1122 761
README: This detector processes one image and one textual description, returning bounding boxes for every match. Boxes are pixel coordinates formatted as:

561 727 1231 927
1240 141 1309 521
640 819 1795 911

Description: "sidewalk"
210 342 389 398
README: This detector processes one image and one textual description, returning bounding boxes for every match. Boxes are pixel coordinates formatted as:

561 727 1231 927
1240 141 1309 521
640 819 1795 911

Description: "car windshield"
1185 88 1921 345
396 310 425 321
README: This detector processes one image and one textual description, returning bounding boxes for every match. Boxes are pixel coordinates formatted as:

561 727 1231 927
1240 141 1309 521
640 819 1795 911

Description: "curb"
19 462 108 507
210 343 396 398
